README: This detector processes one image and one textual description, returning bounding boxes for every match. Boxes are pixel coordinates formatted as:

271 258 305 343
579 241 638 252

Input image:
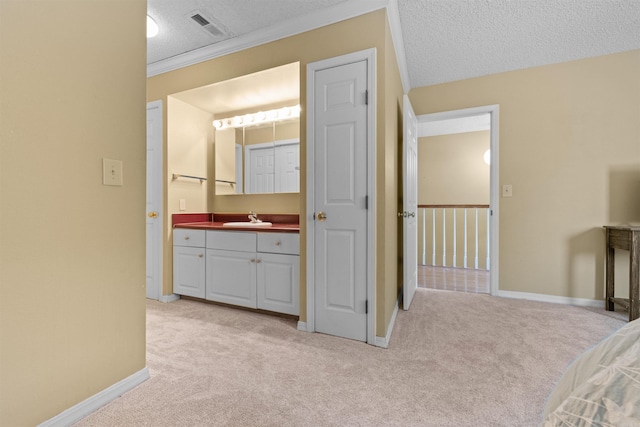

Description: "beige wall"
0 1 147 425
382 17 404 335
410 50 640 299
167 97 212 213
149 10 401 337
419 131 490 205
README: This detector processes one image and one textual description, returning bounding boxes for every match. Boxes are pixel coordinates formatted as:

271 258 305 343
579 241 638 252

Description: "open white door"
402 95 418 310
146 101 163 300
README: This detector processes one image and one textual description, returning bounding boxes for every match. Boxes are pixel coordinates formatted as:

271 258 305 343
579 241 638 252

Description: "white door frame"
305 48 377 345
146 100 163 300
417 105 500 295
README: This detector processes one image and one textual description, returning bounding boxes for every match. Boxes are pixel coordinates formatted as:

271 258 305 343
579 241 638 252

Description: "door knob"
148 211 158 219
397 211 415 218
316 211 327 222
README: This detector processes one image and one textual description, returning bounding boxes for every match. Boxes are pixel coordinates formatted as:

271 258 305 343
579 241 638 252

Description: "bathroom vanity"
173 213 300 316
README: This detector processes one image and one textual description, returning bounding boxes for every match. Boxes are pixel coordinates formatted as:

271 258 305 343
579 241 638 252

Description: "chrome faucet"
248 211 262 223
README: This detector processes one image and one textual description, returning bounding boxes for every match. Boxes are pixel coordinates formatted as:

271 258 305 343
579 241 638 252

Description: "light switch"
103 158 123 186
179 199 186 211
502 184 513 197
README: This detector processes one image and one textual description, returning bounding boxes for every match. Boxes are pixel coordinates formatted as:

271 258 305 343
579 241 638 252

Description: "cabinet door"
173 246 205 298
206 249 257 308
257 253 299 315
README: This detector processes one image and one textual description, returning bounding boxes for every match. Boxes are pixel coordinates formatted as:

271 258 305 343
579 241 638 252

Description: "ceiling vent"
190 12 226 38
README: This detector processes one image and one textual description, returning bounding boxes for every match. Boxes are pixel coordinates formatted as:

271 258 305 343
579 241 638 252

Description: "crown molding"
147 0 411 91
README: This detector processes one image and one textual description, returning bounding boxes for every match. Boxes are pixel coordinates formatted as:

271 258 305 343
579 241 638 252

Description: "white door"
246 146 274 193
275 142 299 192
146 101 163 300
402 95 418 310
312 59 369 342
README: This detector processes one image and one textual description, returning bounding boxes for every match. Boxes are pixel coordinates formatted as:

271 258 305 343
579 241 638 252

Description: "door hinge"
312 212 316 221
365 195 368 209
365 90 368 105
490 209 493 216
365 300 368 314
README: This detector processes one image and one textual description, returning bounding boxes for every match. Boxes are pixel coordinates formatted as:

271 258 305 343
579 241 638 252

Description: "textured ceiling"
147 0 640 90
147 0 350 64
398 0 640 87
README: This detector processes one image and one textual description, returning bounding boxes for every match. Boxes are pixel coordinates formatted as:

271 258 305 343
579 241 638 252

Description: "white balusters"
463 208 468 268
418 205 490 271
452 209 457 268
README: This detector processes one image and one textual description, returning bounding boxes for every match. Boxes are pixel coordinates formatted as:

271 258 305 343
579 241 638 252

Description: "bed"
541 318 640 426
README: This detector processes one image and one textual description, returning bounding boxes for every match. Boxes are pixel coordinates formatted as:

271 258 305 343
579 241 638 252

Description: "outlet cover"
103 158 123 186
502 184 513 197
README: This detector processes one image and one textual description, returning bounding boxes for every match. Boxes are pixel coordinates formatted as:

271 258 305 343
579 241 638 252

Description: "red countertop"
173 212 300 233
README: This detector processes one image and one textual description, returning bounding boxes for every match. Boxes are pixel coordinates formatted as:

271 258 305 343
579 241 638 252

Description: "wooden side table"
604 226 640 321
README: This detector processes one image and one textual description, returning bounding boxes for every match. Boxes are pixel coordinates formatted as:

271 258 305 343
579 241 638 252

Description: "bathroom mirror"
214 114 300 195
168 62 300 196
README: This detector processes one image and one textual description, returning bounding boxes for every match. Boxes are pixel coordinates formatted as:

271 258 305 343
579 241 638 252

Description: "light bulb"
213 120 222 129
483 149 491 165
280 107 291 117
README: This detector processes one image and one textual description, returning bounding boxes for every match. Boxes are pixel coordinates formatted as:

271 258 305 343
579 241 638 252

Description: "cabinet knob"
184 236 190 240
198 254 203 258
256 259 262 263
275 240 281 246
250 259 255 263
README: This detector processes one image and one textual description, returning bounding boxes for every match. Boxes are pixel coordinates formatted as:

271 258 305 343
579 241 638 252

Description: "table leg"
605 231 615 312
629 232 639 321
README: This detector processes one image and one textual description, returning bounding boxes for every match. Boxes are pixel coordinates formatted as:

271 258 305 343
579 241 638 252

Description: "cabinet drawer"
173 228 206 247
257 232 299 255
207 230 256 252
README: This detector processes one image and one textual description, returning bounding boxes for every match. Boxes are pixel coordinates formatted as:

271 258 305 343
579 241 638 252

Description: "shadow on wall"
609 165 640 225
568 228 605 301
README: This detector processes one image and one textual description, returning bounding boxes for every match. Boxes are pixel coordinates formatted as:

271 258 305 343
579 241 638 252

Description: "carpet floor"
74 288 626 427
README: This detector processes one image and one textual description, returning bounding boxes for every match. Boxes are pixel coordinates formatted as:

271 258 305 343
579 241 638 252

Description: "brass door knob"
148 211 158 218
397 211 415 218
316 211 327 222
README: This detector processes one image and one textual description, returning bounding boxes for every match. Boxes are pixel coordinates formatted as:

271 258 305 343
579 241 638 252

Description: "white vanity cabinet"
173 229 206 298
256 233 300 315
205 231 257 309
205 230 300 315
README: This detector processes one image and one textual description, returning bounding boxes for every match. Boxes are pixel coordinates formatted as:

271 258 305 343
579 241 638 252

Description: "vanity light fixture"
147 15 159 38
213 105 301 130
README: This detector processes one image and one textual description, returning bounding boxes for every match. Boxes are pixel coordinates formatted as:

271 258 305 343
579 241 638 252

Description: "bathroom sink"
223 222 273 227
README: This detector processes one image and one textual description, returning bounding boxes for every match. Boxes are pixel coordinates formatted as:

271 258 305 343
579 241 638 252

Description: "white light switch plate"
103 158 123 186
179 199 186 211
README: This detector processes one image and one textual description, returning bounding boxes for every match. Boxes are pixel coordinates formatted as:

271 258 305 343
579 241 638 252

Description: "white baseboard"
159 293 180 303
497 290 605 308
374 297 400 349
39 367 149 427
297 321 307 332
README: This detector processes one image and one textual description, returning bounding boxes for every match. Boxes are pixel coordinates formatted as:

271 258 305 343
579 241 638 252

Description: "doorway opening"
415 106 499 296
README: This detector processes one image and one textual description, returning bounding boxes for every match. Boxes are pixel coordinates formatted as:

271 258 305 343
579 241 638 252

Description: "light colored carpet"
74 289 626 427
